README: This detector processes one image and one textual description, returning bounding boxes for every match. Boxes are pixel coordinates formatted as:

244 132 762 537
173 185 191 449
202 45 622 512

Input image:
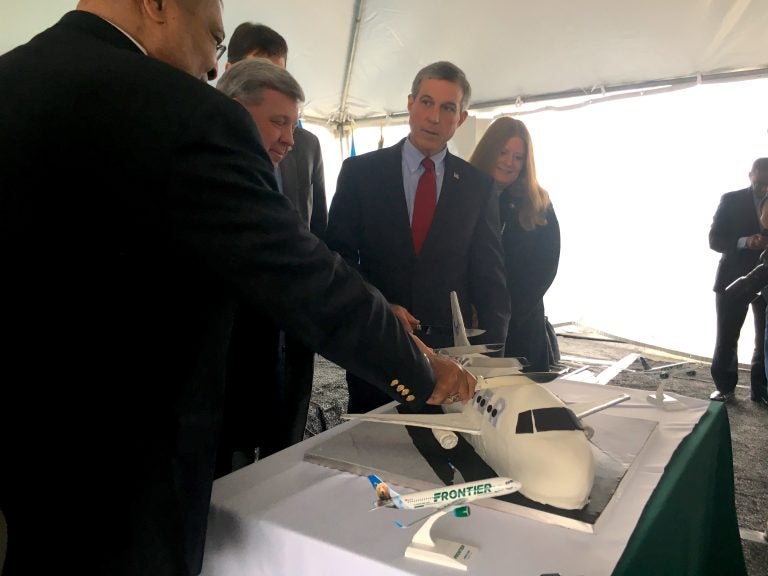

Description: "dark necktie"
412 157 436 255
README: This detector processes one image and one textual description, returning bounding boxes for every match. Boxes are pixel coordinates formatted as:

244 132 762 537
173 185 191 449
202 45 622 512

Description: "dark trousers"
711 292 766 395
504 301 551 372
762 301 768 399
277 333 316 447
216 308 315 478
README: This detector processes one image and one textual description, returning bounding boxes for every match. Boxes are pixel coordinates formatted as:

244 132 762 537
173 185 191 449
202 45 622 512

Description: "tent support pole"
336 0 365 125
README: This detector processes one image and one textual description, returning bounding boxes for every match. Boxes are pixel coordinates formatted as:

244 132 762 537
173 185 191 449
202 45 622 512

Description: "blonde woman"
469 117 560 371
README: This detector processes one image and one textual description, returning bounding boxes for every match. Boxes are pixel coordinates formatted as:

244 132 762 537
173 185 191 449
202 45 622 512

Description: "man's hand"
746 233 768 250
390 303 420 333
410 334 477 405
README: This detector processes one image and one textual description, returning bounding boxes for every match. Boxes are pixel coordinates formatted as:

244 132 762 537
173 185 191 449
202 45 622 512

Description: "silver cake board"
304 407 657 533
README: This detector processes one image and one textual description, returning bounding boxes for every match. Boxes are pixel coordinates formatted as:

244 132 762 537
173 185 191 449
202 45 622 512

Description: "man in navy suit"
709 158 768 403
0 3 475 574
326 61 510 414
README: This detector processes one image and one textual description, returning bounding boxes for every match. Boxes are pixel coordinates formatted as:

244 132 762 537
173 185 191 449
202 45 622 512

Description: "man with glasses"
0 1 475 575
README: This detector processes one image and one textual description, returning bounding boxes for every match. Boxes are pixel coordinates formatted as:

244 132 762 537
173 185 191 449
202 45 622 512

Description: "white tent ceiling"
3 2 768 363
2 0 767 123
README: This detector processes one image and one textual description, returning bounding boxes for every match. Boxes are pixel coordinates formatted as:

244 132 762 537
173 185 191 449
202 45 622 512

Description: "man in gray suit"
225 22 327 237
216 23 327 472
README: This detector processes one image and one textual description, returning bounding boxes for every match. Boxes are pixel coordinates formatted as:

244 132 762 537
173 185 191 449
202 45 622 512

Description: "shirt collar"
97 16 148 55
403 137 447 175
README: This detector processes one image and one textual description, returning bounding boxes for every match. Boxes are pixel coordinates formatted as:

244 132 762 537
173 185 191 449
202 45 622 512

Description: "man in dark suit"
709 157 768 403
326 61 510 414
216 23 327 470
0 3 475 575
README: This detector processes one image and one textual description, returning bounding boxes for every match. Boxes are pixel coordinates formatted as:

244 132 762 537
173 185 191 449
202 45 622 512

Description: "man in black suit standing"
0 2 475 575
709 157 768 403
216 23 327 469
326 61 510 414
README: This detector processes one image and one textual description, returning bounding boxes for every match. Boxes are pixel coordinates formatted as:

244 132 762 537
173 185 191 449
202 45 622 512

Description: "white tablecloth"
202 380 708 576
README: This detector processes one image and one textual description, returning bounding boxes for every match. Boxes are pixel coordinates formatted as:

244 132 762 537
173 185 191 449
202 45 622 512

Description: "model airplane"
368 474 521 528
343 293 631 510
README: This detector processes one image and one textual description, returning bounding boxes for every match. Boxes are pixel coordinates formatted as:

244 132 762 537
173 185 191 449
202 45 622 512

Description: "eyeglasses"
216 44 227 61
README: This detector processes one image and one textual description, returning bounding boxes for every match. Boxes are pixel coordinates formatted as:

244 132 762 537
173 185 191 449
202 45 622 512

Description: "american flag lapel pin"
453 171 460 180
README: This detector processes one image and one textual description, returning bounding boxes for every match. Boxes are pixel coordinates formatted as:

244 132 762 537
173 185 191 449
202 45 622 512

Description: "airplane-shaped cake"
343 292 630 510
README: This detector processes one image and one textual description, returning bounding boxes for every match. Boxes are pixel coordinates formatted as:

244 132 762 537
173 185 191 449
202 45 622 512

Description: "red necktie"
412 157 436 255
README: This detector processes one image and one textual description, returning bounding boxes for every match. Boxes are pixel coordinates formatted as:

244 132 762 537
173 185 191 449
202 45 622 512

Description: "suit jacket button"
401 388 410 396
396 384 405 392
390 379 399 387
406 395 415 402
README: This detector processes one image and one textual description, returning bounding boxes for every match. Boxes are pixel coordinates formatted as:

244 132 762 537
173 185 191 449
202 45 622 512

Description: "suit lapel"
740 188 760 229
280 151 299 208
377 141 413 248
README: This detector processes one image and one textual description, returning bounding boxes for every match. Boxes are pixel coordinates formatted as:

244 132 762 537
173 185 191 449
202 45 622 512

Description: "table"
612 400 745 575
201 381 746 575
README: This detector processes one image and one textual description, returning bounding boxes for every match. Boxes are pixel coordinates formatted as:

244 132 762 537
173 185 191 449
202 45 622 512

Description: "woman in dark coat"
470 117 560 371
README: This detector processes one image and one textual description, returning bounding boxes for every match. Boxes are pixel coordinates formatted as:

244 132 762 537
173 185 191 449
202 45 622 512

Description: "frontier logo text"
433 483 492 502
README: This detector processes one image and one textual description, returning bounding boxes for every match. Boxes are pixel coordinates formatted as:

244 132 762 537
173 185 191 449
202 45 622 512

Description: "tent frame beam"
318 66 768 128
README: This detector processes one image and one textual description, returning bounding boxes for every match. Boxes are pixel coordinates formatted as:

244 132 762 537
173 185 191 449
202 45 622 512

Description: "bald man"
0 1 474 574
